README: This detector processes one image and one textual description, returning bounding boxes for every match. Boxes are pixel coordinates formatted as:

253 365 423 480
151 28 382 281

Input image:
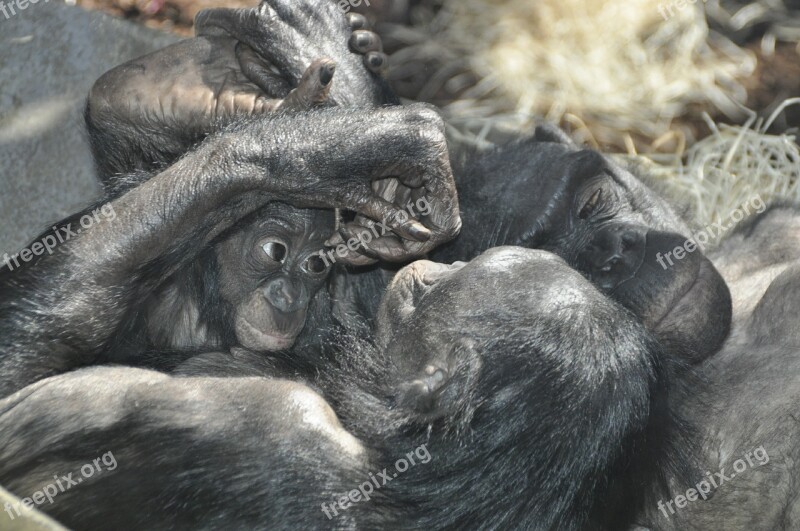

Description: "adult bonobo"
0 104 460 398
0 247 681 530
427 127 732 364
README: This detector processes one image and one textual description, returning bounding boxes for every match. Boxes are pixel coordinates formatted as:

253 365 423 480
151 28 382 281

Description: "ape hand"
232 104 460 262
195 0 391 107
87 4 389 177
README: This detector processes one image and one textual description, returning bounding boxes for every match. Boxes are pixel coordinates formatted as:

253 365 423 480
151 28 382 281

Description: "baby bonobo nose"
581 226 645 291
264 277 302 314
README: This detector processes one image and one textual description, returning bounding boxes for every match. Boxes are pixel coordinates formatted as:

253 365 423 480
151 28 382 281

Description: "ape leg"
0 367 379 530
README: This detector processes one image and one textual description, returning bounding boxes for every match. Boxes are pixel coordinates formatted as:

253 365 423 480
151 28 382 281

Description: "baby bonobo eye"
578 189 603 220
262 241 287 263
303 254 329 275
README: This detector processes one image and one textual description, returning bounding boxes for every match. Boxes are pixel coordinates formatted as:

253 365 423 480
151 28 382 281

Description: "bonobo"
0 104 460 398
0 248 680 530
430 126 732 363
86 0 395 181
135 203 335 356
77 1 406 362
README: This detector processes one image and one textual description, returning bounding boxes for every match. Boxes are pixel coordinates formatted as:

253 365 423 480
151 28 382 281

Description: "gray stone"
0 3 179 256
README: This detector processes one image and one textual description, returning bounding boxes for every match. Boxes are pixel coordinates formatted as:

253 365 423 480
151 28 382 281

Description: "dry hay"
390 0 756 153
706 0 800 54
630 98 800 229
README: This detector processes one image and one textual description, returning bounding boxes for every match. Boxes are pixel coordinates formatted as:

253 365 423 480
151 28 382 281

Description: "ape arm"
0 105 459 397
87 0 396 180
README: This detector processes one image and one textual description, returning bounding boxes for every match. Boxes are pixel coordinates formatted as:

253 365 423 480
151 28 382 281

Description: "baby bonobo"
137 203 334 357
84 0 397 362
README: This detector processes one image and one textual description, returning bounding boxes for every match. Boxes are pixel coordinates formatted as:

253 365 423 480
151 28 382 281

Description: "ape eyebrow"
258 217 298 232
571 150 609 180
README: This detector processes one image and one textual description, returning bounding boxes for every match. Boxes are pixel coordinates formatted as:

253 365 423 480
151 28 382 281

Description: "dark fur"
432 126 732 364
0 248 690 530
0 104 444 397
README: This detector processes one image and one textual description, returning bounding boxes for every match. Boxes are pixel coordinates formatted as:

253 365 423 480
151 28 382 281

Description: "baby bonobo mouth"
237 316 302 351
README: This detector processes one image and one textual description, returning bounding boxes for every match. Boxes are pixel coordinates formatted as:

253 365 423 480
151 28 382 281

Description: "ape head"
444 126 731 363
212 202 335 351
376 247 661 421
345 247 673 529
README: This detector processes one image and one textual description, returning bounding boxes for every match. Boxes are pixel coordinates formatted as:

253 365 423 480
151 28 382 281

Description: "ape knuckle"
403 104 446 132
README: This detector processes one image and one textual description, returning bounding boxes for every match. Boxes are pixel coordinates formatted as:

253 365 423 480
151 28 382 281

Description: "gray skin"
431 128 732 365
0 103 460 398
635 206 800 530
435 130 800 528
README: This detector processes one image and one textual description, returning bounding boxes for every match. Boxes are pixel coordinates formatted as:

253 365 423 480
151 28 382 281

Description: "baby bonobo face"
216 203 335 352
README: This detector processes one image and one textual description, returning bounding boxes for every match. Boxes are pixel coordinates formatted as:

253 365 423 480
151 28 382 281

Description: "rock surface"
0 2 178 256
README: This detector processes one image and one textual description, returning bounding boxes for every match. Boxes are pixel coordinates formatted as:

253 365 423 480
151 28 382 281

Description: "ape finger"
350 30 383 54
196 4 310 87
279 59 336 111
339 253 379 267
354 196 432 243
195 6 257 38
340 223 383 260
364 51 388 74
323 228 379 266
346 12 368 30
236 42 292 98
358 231 419 263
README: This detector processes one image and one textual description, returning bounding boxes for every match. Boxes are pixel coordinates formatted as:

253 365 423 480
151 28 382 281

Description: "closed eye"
578 189 603 219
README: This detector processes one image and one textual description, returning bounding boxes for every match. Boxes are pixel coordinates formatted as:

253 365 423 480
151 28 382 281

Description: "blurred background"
1 0 799 249
69 0 800 228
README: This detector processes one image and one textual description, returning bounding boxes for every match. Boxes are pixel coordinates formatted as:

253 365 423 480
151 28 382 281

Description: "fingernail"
369 54 384 68
320 63 335 86
407 221 431 241
356 33 371 48
347 13 366 29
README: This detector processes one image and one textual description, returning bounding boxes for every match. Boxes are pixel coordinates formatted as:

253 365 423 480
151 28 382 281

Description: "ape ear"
533 123 579 149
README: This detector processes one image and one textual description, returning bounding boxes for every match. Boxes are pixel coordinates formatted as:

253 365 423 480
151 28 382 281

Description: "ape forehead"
250 203 335 239
386 248 623 358
435 248 605 318
255 203 334 227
